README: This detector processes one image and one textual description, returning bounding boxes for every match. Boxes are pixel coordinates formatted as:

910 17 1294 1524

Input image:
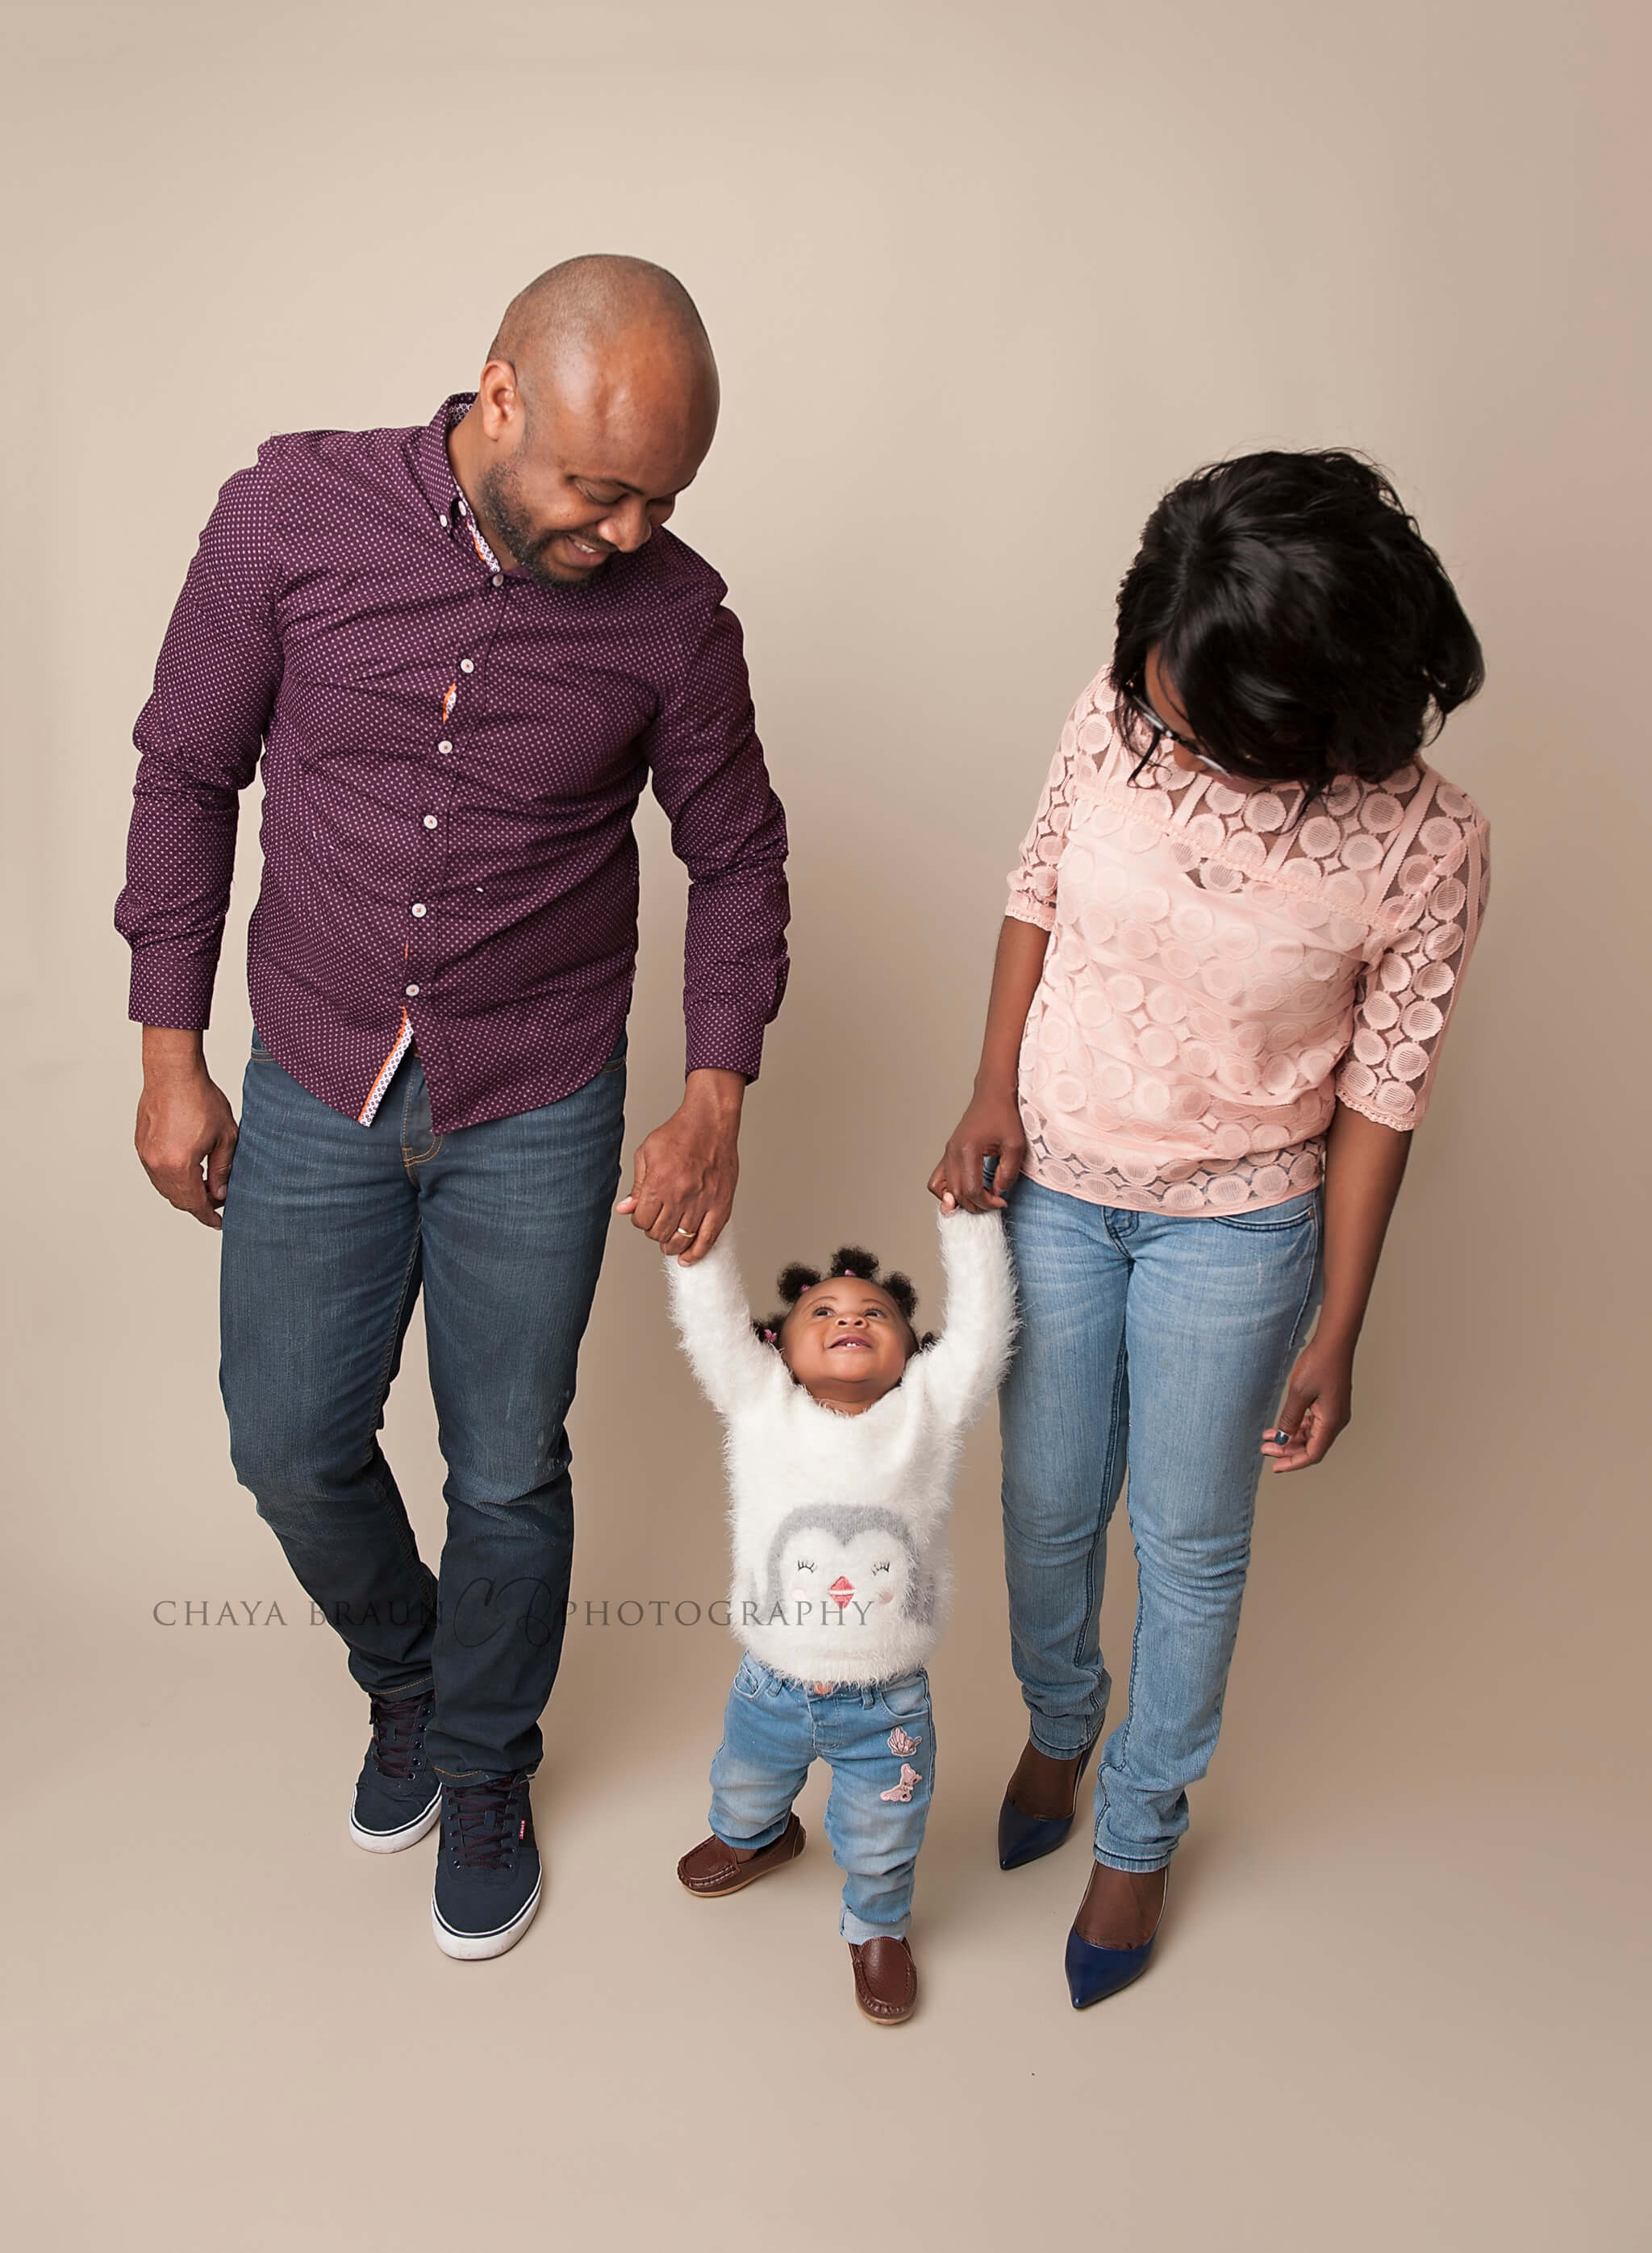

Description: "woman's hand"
1261 1104 1413 1474
928 917 1051 1213
1261 1336 1354 1472
928 1086 1027 1213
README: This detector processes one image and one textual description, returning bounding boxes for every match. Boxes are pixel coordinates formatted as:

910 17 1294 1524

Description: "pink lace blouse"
1005 670 1490 1216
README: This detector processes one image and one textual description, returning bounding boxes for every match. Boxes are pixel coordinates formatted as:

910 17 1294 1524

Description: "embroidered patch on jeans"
880 1763 922 1803
886 1726 920 1757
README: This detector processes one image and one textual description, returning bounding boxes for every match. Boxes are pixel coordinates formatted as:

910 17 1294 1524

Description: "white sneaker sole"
348 1787 444 1855
431 1869 544 1961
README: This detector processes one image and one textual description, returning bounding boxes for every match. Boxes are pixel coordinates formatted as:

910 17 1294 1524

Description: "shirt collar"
412 392 473 522
415 393 507 576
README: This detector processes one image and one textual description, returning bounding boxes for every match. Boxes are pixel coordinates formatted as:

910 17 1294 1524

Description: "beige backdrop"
4 2 1647 2247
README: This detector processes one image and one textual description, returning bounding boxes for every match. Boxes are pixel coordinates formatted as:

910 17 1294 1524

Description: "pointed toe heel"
997 1799 1074 1871
996 1736 1099 1871
1063 1924 1156 2009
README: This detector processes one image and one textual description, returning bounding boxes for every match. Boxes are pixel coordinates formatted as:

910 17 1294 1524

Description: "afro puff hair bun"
755 1245 936 1350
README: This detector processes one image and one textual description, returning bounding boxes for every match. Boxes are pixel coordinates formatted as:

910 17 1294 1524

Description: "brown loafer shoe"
849 1935 918 2025
676 1814 806 1898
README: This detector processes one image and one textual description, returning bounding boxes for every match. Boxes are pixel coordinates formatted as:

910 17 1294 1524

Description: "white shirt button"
491 574 503 587
437 740 453 754
423 814 438 828
460 657 474 674
411 903 427 918
405 983 419 997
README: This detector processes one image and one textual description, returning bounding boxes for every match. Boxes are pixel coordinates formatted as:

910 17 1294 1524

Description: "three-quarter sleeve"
1333 800 1491 1131
665 1234 787 1420
1005 678 1107 930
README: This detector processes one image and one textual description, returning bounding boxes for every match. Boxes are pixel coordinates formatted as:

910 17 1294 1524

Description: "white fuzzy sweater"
666 1208 1016 1686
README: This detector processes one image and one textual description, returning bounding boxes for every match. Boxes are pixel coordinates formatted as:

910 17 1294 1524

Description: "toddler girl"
665 1203 1014 2023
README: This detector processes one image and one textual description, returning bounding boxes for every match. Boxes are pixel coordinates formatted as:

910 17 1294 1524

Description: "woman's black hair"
756 1246 937 1352
1112 449 1484 787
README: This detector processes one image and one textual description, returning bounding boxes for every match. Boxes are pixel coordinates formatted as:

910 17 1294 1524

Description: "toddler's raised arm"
912 1207 1017 1427
665 1235 784 1420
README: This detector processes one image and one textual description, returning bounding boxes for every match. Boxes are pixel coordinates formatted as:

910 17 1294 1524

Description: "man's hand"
615 1067 744 1262
136 1026 239 1230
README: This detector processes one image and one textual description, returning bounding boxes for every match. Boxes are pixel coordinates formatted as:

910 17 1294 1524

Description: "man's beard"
475 461 610 589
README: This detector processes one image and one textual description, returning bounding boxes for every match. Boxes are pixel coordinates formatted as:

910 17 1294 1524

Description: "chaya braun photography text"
148 1589 894 1641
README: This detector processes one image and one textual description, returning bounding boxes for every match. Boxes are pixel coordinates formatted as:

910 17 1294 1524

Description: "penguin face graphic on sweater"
755 1504 934 1633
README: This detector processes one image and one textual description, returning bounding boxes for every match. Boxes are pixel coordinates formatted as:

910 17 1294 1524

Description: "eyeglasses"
1118 686 1230 782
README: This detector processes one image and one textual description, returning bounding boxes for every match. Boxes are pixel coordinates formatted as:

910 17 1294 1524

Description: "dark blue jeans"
219 1031 626 1777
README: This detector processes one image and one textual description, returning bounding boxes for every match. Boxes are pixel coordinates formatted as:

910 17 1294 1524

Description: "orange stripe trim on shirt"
357 1011 410 1126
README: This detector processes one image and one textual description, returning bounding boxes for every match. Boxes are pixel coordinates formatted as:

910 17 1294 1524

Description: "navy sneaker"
348 1688 441 1854
431 1771 542 1960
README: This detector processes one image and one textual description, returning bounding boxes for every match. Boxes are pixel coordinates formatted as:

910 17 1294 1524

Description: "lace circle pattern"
1004 672 1490 1216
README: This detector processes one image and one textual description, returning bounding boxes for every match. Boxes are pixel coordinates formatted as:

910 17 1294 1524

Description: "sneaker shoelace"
445 1773 529 1871
369 1692 432 1783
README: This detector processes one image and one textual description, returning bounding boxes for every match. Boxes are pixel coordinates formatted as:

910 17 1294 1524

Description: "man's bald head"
448 255 720 588
490 255 715 394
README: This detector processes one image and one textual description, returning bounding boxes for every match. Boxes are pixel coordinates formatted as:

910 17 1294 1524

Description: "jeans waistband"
745 1654 917 1704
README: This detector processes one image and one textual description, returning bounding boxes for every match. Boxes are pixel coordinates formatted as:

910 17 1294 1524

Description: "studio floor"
7 1565 1643 2251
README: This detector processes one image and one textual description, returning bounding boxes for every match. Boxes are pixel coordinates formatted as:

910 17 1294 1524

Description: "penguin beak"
828 1575 855 1607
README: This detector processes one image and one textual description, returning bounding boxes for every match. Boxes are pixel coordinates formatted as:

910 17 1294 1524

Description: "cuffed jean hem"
841 1905 913 1946
711 1813 794 1854
1028 1716 1104 1761
1093 1844 1175 1875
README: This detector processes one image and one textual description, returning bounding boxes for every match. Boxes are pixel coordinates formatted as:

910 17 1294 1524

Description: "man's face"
468 347 717 588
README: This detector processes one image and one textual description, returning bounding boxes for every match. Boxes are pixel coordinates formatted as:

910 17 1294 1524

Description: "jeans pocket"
250 1027 273 1062
1208 1188 1319 1233
599 1028 628 1074
732 1654 763 1699
877 1670 930 1721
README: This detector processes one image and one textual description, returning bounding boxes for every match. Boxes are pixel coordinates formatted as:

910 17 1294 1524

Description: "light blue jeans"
1000 1176 1324 1872
708 1654 936 1943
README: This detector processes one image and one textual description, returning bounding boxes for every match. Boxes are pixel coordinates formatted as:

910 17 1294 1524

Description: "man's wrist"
681 1067 746 1120
141 1025 211 1083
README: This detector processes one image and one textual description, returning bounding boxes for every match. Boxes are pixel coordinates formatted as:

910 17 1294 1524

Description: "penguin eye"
795 1558 816 1573
871 1561 891 1575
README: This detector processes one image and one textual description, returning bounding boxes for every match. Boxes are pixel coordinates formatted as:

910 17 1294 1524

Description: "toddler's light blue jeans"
1001 1176 1324 1873
708 1655 935 1942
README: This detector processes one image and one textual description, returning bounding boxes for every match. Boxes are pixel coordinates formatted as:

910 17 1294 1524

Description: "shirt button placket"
419 665 465 1008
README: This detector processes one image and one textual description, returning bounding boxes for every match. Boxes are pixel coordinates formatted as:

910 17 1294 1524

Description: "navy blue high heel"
1064 1871 1167 2009
996 1736 1099 1871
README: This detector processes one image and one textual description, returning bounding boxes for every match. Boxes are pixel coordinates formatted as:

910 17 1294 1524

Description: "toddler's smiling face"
779 1277 916 1412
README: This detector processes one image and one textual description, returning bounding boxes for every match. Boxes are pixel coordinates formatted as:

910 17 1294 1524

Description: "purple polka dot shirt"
115 396 791 1131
